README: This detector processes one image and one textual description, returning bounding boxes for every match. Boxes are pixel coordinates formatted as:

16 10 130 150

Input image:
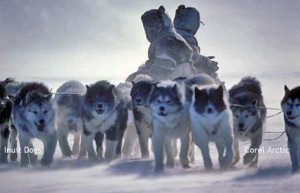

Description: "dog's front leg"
9 124 18 161
19 134 31 167
152 122 165 172
244 134 262 166
0 125 9 163
41 131 57 166
232 138 240 165
57 129 72 156
136 122 151 158
72 132 80 155
78 131 87 159
193 130 212 170
288 138 300 173
104 139 118 162
164 138 175 168
180 133 191 168
84 133 98 161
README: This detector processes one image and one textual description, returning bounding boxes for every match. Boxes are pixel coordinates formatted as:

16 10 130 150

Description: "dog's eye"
235 115 239 118
33 111 38 115
157 99 161 103
44 110 48 114
287 102 291 106
296 104 300 107
245 115 249 118
252 111 257 116
166 100 172 105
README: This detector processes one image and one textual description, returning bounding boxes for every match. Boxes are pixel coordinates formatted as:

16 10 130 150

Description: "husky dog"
229 77 266 167
53 80 86 157
12 82 57 166
0 81 13 163
189 84 234 170
130 75 154 158
281 85 300 173
81 81 128 162
150 80 191 172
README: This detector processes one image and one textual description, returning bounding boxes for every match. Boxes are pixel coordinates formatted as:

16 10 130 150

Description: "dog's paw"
182 164 191 169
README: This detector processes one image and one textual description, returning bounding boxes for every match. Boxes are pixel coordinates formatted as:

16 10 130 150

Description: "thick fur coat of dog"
281 85 300 173
53 80 86 157
229 77 266 167
149 80 191 172
189 84 234 170
81 81 128 162
12 82 57 166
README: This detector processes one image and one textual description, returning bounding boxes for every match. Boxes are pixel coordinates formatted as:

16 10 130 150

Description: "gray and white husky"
229 77 266 167
130 75 153 158
189 84 234 170
53 80 86 157
12 82 57 166
81 81 128 162
281 85 300 173
150 80 191 172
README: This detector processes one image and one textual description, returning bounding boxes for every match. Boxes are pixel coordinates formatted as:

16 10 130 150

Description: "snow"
0 74 299 193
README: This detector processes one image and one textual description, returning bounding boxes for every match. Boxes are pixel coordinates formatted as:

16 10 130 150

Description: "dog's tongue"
37 124 45 132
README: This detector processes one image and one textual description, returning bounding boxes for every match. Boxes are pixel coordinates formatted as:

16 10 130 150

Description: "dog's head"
281 85 300 122
131 81 153 108
149 81 184 117
230 94 261 135
84 81 117 116
193 85 226 117
55 94 82 133
24 91 54 132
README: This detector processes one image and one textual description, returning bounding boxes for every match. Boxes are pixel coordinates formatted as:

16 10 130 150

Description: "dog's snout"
159 106 165 112
39 119 45 125
135 98 142 103
68 119 74 125
207 108 212 114
287 111 292 116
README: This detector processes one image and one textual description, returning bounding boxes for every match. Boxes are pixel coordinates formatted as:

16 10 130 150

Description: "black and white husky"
150 80 191 172
189 84 234 170
0 81 14 163
53 80 86 157
130 75 153 158
281 85 300 173
81 81 128 162
229 77 266 167
12 82 57 166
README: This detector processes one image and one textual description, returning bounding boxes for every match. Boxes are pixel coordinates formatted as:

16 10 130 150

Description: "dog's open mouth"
68 123 78 132
287 115 298 120
35 122 46 132
96 109 105 114
158 112 168 116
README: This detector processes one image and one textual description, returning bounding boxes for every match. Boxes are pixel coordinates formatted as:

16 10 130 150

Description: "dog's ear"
86 85 90 90
172 84 177 93
158 6 165 12
284 85 290 94
194 87 201 97
45 93 52 101
216 85 223 98
24 92 33 105
109 85 115 92
252 99 258 106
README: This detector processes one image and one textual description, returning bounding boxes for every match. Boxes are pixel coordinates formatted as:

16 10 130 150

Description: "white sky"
0 0 299 85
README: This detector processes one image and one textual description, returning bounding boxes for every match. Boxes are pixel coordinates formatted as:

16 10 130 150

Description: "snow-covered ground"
0 73 299 193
